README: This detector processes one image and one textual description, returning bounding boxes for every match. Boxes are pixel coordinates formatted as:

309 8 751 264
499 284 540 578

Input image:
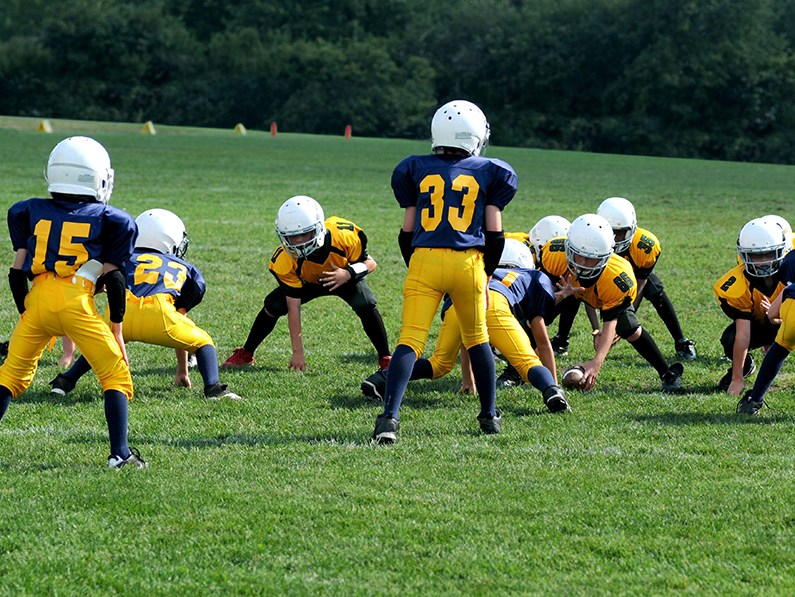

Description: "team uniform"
224 214 390 369
0 198 135 399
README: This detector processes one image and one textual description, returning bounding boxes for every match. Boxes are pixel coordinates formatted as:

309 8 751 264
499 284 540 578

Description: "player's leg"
617 306 683 391
644 273 696 359
740 300 795 413
223 287 289 367
343 279 391 370
552 296 580 355
447 250 499 430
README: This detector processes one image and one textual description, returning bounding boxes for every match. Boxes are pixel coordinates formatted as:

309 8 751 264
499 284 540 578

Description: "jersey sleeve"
485 159 518 210
714 266 754 320
7 200 32 251
594 256 637 320
269 245 303 296
626 228 661 279
391 158 418 209
100 207 137 267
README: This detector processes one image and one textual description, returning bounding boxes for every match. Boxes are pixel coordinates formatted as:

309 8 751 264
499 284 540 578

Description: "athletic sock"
627 328 669 377
104 389 129 459
410 358 435 380
749 342 790 402
243 309 278 354
0 386 11 421
63 355 92 383
358 307 391 359
196 344 219 387
526 365 556 393
467 342 497 418
383 345 417 419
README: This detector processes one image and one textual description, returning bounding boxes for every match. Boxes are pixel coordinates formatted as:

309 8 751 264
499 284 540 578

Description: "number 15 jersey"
391 153 517 249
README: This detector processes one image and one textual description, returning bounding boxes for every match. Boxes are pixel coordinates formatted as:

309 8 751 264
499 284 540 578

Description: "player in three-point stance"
548 214 684 392
714 217 788 396
50 208 241 401
222 195 391 374
372 99 516 444
0 136 146 469
597 197 696 360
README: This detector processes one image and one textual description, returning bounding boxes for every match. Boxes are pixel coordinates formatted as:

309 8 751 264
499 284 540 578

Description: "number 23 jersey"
391 153 517 249
127 248 206 303
8 197 136 277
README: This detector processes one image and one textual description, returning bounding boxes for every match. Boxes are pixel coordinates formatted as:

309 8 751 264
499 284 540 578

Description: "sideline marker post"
271 122 277 137
344 125 352 138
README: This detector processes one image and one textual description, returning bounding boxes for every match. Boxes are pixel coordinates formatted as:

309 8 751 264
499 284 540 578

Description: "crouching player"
0 136 145 468
713 217 787 395
363 239 570 412
550 214 684 392
222 195 391 373
50 209 241 400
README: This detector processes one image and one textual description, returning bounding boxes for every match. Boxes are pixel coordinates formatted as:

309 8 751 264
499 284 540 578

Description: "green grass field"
1 116 794 596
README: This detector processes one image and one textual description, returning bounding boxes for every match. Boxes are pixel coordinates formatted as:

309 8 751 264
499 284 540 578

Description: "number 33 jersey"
8 198 136 277
391 154 517 249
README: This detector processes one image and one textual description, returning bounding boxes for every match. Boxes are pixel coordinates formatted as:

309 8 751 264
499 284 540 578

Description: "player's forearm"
175 349 189 377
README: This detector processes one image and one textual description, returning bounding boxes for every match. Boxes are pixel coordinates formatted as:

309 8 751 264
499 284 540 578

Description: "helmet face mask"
431 100 490 157
529 216 571 262
45 136 115 204
275 196 326 259
738 217 787 277
597 197 636 254
135 209 189 258
565 214 615 281
498 238 535 269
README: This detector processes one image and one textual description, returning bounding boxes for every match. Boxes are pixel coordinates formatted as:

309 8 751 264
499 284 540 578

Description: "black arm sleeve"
100 269 127 323
8 268 28 314
482 230 505 277
398 229 414 268
173 278 203 312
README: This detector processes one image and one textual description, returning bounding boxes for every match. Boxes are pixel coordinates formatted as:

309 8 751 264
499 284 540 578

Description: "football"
561 365 585 389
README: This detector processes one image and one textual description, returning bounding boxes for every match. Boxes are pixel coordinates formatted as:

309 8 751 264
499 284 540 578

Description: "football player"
362 239 570 413
0 137 145 469
714 217 788 395
222 196 391 373
50 209 241 401
546 214 684 392
736 282 795 414
372 100 515 444
597 197 696 360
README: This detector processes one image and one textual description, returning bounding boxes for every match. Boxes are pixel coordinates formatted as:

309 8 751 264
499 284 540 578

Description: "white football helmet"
529 216 571 262
135 209 189 258
499 238 535 269
431 100 490 156
763 214 793 255
45 136 115 204
737 217 787 277
565 214 615 281
275 196 326 259
597 197 637 254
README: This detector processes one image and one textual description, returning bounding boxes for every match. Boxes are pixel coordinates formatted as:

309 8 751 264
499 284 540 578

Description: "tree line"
2 0 795 163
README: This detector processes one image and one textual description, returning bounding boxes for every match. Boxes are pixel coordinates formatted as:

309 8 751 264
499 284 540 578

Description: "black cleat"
477 411 502 434
108 446 148 469
49 373 76 396
717 355 755 391
675 338 697 360
361 369 387 402
550 334 569 356
542 385 571 412
661 363 684 392
372 413 399 444
496 364 524 389
736 391 763 415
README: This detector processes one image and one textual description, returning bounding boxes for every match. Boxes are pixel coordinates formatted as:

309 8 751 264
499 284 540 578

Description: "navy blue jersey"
490 267 556 323
8 197 136 278
126 248 206 304
784 282 795 301
391 153 517 250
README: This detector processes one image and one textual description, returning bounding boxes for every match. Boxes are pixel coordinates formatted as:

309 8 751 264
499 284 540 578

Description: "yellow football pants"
0 274 133 399
106 292 214 352
398 247 489 357
776 298 795 352
428 290 542 380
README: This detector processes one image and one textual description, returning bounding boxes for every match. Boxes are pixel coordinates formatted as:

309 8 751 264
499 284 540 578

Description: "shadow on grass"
629 411 795 425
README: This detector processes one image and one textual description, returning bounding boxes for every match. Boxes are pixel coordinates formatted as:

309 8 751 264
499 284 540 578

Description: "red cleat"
221 348 255 368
